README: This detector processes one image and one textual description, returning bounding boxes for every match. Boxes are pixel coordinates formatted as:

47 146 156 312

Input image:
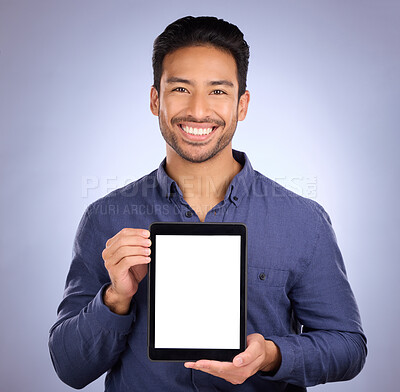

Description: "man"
49 16 367 391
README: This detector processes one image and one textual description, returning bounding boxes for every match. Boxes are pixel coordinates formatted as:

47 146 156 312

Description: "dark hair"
152 16 250 97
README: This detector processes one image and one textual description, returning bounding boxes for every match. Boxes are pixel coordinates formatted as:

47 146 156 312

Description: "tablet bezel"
148 222 247 362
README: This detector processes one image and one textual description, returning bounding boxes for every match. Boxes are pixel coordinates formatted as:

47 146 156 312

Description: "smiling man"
49 16 367 391
154 45 248 163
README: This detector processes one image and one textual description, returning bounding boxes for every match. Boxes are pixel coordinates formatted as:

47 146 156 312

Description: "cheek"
213 100 238 121
222 107 238 124
158 104 174 125
162 97 187 119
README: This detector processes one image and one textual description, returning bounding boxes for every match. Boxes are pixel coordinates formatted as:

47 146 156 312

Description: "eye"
211 89 226 95
173 87 188 93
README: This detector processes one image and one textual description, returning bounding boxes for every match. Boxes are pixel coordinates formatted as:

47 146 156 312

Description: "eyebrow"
209 80 235 88
166 77 234 88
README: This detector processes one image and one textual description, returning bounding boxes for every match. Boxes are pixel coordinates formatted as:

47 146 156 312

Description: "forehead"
161 45 238 85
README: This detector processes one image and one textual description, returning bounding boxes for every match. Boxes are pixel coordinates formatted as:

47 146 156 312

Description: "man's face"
150 45 250 163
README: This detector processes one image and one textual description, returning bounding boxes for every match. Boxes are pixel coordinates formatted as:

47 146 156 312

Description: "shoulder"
86 169 159 216
248 170 337 273
252 170 330 225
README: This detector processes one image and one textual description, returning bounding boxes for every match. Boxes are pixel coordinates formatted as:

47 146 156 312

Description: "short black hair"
152 16 250 97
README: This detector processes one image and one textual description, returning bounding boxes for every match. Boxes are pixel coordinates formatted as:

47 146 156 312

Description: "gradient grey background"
1 1 399 391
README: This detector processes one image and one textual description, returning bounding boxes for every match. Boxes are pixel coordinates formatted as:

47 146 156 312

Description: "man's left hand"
184 333 282 385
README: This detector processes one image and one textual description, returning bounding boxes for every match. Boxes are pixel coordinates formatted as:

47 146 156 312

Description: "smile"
179 124 216 136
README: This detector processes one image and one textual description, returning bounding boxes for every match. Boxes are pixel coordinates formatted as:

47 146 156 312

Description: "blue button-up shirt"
49 150 366 391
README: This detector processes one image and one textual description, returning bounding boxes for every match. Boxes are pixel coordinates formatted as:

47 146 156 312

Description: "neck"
165 145 242 205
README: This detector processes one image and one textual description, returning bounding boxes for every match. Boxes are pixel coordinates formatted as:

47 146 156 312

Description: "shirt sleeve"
259 206 367 386
48 205 135 389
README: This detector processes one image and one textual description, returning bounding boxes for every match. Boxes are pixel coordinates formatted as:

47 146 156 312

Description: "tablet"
148 222 247 362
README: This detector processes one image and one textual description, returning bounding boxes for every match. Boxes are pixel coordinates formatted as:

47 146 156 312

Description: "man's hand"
184 334 282 385
102 228 151 315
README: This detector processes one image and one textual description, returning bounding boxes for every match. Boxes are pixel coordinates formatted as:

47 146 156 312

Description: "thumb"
233 355 244 367
233 334 264 367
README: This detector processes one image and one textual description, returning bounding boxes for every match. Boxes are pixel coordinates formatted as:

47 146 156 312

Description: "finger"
105 244 151 264
233 335 264 367
106 228 150 248
185 360 232 372
112 255 151 276
102 242 150 265
121 255 151 267
106 230 151 249
104 236 151 259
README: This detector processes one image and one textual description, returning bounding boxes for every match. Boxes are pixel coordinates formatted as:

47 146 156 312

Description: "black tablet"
148 222 247 362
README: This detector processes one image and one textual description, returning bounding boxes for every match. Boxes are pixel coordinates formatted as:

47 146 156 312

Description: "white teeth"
182 126 213 135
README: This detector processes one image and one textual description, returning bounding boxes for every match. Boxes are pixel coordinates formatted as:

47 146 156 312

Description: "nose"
186 91 210 119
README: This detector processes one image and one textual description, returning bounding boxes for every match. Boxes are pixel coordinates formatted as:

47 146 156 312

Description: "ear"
237 90 250 121
150 86 159 116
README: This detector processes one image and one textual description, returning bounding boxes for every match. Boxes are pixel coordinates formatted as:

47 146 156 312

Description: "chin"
180 142 233 163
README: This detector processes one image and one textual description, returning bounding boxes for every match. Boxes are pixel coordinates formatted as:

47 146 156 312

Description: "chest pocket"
248 266 289 287
247 266 291 336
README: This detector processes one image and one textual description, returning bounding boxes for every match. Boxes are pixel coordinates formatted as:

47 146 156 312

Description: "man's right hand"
101 228 151 315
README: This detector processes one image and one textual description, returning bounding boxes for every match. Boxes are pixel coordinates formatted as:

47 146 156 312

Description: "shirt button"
185 210 193 218
233 196 238 201
259 272 266 281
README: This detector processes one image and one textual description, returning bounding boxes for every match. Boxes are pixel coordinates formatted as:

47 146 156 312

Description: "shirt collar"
226 149 254 206
156 149 255 206
156 160 181 200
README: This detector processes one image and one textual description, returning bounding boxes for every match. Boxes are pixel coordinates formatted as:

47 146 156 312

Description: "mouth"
178 123 219 139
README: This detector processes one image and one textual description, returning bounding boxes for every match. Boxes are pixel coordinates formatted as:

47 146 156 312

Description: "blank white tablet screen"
154 235 241 349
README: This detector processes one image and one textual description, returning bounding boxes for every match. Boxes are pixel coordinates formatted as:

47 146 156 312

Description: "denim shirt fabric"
49 150 367 391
